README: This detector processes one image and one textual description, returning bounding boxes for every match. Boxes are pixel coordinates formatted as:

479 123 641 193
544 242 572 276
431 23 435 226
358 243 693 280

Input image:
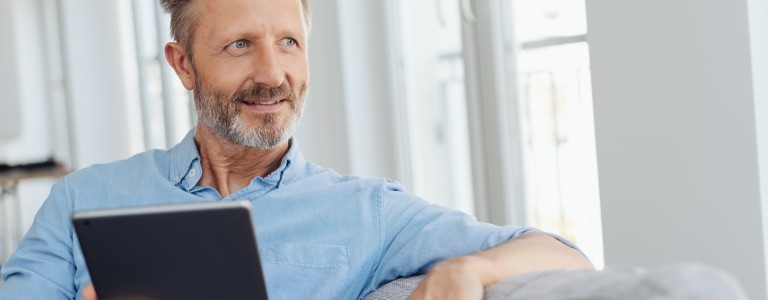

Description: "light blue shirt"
0 130 552 299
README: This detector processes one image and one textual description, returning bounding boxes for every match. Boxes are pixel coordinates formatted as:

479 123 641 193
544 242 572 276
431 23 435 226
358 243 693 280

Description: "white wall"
59 0 144 169
296 0 405 182
293 0 352 174
586 0 767 299
0 0 58 239
749 0 768 290
0 0 51 162
0 0 21 140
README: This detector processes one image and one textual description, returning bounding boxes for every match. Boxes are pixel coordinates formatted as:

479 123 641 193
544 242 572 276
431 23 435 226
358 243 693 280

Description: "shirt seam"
377 181 385 271
364 180 387 295
63 176 79 295
65 176 75 251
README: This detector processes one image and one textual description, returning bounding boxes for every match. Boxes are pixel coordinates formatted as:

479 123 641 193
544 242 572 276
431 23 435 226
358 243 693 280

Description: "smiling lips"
239 98 287 114
242 98 283 105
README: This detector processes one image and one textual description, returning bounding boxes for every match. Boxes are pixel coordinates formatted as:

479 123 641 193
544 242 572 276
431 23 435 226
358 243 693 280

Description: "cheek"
199 64 245 96
284 57 309 88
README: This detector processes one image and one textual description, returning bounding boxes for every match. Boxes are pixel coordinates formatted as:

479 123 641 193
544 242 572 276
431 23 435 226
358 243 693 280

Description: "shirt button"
187 169 197 178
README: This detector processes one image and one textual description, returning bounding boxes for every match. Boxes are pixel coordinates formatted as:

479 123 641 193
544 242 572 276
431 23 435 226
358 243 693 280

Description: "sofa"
364 263 748 300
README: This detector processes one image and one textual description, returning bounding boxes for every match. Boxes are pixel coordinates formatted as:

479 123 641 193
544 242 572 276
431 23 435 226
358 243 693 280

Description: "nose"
249 46 285 88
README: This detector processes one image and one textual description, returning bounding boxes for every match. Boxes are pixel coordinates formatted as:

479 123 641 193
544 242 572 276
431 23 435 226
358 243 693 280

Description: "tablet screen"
73 201 268 300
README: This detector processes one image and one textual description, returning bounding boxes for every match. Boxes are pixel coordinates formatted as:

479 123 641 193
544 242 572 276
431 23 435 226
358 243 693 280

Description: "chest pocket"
260 243 349 268
260 244 351 300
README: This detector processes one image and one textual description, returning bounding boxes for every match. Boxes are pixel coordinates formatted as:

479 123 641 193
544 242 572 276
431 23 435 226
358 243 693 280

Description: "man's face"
190 0 309 148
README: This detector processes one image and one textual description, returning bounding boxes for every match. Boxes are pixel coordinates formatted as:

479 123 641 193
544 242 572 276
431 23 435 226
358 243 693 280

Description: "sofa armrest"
363 263 747 300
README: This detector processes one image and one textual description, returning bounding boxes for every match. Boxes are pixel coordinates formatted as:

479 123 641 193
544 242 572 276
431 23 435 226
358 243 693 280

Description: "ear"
164 42 195 90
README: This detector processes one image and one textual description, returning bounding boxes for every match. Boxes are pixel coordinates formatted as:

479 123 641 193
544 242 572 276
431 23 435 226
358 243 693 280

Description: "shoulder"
57 149 171 210
283 161 417 211
322 169 408 196
65 149 167 185
287 160 404 190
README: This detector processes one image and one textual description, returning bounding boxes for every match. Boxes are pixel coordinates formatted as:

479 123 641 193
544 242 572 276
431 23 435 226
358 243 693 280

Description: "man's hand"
408 256 493 300
408 232 593 300
83 284 98 300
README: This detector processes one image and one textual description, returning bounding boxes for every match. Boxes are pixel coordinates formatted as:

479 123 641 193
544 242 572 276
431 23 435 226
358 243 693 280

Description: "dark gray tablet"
72 201 268 300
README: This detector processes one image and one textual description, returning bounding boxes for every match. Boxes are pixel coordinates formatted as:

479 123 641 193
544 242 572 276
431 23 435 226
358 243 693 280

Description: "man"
0 0 592 299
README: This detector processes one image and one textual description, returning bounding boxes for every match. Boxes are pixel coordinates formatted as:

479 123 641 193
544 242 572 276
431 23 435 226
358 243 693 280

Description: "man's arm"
408 231 594 300
0 179 80 299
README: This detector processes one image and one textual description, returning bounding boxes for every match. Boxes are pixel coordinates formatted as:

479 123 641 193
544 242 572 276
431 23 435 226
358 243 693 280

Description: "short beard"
193 74 304 149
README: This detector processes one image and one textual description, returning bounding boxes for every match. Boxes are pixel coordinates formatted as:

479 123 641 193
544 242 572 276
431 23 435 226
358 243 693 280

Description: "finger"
82 284 98 300
407 284 426 300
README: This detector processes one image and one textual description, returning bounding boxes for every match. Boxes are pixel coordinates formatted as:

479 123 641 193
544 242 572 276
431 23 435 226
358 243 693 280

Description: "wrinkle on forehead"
196 0 307 40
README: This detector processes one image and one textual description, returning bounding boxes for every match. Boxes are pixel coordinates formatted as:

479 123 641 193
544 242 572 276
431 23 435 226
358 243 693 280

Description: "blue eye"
280 38 297 47
233 40 247 49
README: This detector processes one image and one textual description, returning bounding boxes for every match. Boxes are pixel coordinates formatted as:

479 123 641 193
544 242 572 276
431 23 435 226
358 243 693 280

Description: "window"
390 0 475 215
132 0 195 150
509 0 603 268
389 0 603 267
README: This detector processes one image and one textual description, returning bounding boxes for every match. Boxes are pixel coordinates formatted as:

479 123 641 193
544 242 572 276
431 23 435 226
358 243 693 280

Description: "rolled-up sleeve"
367 180 541 291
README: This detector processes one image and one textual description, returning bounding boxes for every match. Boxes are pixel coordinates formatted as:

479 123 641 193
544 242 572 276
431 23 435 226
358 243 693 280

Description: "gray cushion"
363 275 425 300
363 263 747 300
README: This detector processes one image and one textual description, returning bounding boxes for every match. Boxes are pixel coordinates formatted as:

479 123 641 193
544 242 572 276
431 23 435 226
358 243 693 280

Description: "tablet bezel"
72 201 269 300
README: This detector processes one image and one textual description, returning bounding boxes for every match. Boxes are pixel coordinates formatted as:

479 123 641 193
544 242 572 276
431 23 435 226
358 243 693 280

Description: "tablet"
72 201 269 300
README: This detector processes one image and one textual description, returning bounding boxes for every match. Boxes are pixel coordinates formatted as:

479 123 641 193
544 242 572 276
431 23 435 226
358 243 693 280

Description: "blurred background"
0 0 767 299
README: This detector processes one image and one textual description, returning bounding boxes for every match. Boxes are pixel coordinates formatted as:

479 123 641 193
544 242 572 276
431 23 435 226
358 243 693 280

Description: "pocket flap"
260 244 349 268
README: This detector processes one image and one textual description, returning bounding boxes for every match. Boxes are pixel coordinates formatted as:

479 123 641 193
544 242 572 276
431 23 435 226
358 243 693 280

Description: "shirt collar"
168 129 200 188
167 128 307 192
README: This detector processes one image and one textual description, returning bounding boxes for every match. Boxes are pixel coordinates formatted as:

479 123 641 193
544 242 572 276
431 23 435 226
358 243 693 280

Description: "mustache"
230 83 296 104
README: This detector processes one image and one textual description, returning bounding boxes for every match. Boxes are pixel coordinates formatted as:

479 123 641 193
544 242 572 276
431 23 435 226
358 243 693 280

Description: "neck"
194 124 290 198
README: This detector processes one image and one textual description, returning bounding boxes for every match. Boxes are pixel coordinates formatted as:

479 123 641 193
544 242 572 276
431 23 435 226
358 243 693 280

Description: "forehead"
195 0 306 37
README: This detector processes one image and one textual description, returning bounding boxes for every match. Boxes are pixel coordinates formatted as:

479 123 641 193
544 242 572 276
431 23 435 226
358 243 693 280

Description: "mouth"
241 98 284 105
238 98 288 114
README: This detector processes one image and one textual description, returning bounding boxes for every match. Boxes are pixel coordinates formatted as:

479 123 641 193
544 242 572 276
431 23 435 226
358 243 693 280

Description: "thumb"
82 284 98 300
